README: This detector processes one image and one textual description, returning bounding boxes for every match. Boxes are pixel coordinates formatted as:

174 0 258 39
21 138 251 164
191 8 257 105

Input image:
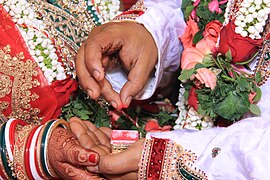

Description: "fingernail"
123 96 132 108
93 70 100 80
88 154 97 164
87 90 93 98
110 101 117 109
117 103 124 110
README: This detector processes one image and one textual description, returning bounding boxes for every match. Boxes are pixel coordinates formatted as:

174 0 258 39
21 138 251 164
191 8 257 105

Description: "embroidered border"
138 137 207 180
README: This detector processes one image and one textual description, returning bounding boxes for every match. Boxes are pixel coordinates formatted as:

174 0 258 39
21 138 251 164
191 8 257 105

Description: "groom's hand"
76 22 158 109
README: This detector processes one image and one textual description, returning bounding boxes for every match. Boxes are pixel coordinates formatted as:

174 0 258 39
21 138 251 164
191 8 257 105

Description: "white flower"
235 26 244 34
240 30 248 37
245 14 254 23
248 6 256 13
258 9 266 17
247 26 256 34
255 0 263 5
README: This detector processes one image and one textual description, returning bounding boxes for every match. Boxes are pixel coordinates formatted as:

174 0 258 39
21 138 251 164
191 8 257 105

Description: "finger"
84 31 122 82
89 139 144 174
120 62 153 108
55 161 102 180
83 40 105 82
65 143 100 166
76 44 101 99
99 127 111 139
83 121 111 148
99 78 122 109
70 119 97 148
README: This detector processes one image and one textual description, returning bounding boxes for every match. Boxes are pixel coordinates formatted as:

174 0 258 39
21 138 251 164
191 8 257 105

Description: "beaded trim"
113 0 146 21
138 137 207 180
253 17 270 85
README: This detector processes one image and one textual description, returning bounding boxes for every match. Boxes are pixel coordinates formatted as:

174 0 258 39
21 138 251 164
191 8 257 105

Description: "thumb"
64 140 100 166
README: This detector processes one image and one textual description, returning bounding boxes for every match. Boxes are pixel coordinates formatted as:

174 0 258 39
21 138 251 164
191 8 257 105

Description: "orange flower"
203 20 222 42
181 46 205 69
181 37 216 69
248 92 257 104
180 19 199 47
144 119 172 132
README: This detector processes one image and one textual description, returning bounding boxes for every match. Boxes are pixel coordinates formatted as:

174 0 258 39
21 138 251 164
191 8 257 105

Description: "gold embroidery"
0 45 41 122
0 74 12 98
139 139 207 180
253 17 270 86
28 0 97 76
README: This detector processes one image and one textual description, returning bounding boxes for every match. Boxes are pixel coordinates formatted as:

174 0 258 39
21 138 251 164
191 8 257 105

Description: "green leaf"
192 31 203 44
74 103 83 109
214 92 249 120
184 5 194 20
236 77 249 92
253 87 262 102
179 69 195 81
203 54 214 67
194 63 205 70
255 71 262 83
249 104 261 115
225 50 232 62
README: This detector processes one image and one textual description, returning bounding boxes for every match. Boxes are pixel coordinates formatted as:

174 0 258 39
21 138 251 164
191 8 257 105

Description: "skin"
76 22 158 109
70 117 144 180
48 127 102 179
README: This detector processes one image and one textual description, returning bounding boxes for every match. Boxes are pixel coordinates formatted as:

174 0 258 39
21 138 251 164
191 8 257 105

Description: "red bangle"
24 125 40 180
9 119 27 154
34 125 45 179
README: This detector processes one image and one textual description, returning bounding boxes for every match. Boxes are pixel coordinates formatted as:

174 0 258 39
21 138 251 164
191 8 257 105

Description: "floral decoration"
174 0 266 130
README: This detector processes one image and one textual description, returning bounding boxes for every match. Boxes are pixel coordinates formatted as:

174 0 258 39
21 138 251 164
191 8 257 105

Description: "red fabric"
122 0 137 10
0 5 78 123
147 138 169 179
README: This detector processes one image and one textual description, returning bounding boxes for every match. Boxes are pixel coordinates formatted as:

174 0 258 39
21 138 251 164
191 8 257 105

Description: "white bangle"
29 125 44 180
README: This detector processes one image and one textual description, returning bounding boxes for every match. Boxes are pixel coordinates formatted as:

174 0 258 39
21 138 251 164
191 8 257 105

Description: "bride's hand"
48 127 102 179
70 117 144 180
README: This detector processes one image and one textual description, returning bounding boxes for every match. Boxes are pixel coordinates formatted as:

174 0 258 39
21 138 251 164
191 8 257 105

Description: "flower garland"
2 0 66 83
2 0 121 84
232 0 270 39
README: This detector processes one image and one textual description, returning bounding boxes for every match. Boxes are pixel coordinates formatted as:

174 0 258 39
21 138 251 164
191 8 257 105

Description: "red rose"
218 21 263 63
188 86 199 110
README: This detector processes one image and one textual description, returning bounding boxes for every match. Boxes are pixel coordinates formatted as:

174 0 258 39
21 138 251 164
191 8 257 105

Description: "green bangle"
40 120 55 178
0 122 16 180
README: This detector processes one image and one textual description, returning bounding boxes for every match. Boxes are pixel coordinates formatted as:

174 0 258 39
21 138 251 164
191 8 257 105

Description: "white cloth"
106 0 186 99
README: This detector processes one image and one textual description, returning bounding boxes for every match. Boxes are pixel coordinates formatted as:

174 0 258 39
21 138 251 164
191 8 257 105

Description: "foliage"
60 88 110 127
179 52 261 122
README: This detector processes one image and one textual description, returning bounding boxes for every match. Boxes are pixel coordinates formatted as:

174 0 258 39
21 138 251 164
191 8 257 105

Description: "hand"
89 139 145 180
70 117 144 180
76 22 158 109
195 68 217 90
48 127 102 179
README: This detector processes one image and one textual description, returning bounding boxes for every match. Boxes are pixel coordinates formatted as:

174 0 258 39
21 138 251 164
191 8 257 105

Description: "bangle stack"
0 118 70 179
